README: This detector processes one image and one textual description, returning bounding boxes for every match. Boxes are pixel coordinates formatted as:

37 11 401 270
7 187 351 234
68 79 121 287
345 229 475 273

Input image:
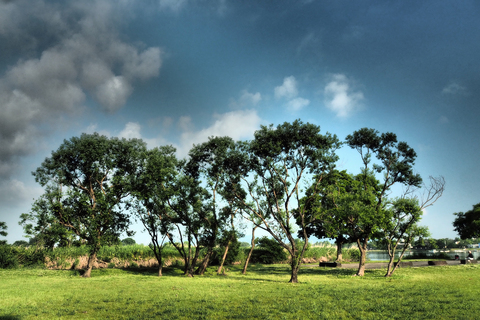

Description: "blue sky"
0 0 479 244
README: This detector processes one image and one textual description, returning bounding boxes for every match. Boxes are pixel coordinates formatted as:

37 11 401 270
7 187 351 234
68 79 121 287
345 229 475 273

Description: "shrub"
250 237 287 264
0 245 18 269
19 247 45 267
343 248 361 262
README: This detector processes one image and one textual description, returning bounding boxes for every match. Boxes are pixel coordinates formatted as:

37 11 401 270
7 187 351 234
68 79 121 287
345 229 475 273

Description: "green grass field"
1 264 479 319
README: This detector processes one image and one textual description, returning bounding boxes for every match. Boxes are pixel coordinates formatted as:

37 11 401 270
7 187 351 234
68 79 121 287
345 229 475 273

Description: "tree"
162 166 209 277
121 238 136 246
232 120 340 283
345 128 422 276
382 176 445 277
0 221 7 245
185 136 241 275
297 170 356 262
131 145 178 276
453 203 480 239
32 133 146 277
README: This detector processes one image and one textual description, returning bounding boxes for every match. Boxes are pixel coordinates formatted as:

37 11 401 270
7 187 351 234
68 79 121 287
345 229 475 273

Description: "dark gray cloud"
0 0 162 178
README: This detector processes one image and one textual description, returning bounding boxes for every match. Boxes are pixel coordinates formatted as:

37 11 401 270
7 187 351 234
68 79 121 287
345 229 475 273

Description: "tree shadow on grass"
0 316 22 320
300 266 387 278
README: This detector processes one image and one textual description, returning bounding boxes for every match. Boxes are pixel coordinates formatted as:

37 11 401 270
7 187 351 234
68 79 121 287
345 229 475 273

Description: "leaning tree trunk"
385 242 396 277
83 250 97 278
217 242 230 275
355 238 368 276
242 226 257 275
195 248 213 275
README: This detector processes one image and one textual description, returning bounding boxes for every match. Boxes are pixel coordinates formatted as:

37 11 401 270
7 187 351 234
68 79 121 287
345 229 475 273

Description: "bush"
250 237 287 264
343 248 361 262
0 245 18 269
18 247 45 267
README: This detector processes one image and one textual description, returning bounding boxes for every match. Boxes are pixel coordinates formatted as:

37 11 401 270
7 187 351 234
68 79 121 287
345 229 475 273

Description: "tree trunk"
289 255 300 283
158 265 163 276
82 251 97 278
385 255 395 277
195 249 212 275
355 238 368 276
217 242 230 275
336 240 343 262
242 226 257 275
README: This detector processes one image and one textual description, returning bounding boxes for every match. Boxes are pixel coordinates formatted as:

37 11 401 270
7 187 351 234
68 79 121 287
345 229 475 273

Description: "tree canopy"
453 203 480 239
21 121 445 280
32 133 146 277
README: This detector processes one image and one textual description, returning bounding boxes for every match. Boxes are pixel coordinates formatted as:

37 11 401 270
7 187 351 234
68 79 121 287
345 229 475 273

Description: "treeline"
0 238 364 271
2 120 446 281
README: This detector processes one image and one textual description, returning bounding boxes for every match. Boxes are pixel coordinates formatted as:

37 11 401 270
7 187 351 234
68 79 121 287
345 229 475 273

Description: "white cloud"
118 122 169 149
275 76 298 99
229 90 262 109
178 110 262 157
287 97 310 112
442 82 467 95
95 76 133 112
119 122 142 140
324 74 364 118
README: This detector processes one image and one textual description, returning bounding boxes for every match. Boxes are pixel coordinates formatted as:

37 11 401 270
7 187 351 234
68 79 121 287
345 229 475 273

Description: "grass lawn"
1 263 479 319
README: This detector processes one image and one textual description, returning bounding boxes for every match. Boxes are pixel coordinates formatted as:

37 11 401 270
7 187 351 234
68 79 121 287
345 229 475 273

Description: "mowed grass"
1 264 480 319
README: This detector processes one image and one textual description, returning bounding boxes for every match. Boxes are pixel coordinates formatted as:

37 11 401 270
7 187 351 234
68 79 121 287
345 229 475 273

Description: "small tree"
185 136 241 275
297 170 357 262
345 128 422 276
32 133 146 277
121 238 136 246
383 176 445 277
131 146 178 276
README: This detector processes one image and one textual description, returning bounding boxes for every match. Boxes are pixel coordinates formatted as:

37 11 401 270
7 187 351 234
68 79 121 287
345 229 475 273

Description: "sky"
0 0 479 245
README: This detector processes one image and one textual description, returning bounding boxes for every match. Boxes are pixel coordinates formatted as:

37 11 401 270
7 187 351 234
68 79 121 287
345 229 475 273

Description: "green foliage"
250 237 288 264
0 245 18 269
31 133 147 275
343 248 361 262
12 240 28 247
0 221 7 237
211 235 243 265
453 202 480 239
121 238 136 246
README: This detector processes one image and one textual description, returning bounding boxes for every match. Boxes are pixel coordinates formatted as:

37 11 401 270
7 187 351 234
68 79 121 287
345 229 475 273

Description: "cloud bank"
0 0 162 178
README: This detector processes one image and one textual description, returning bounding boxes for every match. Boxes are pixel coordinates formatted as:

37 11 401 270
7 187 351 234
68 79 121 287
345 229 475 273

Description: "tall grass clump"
303 245 336 260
